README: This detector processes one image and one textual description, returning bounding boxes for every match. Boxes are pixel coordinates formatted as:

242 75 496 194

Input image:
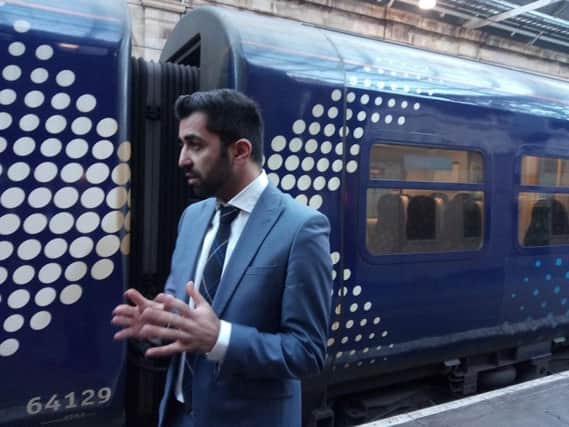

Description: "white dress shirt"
175 170 269 402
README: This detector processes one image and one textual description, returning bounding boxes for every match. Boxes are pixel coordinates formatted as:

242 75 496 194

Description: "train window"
521 155 569 187
369 144 484 184
518 192 569 247
366 189 484 254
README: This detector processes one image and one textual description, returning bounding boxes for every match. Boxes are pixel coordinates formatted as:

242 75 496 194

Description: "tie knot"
219 205 240 225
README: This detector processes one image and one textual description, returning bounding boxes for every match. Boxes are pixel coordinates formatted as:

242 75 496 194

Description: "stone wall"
127 0 569 79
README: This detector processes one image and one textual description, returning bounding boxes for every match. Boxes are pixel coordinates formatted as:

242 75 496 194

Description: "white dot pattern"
0 26 129 357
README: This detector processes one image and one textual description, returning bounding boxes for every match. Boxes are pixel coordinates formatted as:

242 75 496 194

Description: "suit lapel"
177 199 216 302
212 184 284 316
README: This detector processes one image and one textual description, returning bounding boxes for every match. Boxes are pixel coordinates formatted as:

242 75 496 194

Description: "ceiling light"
418 0 436 9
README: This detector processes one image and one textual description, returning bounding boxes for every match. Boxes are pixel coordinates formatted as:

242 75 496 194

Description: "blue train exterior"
3 1 569 426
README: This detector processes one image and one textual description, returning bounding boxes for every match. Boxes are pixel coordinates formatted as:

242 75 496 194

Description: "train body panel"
0 1 129 425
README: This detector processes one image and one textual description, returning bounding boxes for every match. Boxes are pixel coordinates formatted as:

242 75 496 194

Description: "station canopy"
376 0 569 54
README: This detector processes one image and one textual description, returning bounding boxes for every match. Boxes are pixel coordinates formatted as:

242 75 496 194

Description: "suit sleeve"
219 213 333 380
163 206 190 296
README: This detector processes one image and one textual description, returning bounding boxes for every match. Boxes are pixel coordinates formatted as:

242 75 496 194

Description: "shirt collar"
217 170 269 214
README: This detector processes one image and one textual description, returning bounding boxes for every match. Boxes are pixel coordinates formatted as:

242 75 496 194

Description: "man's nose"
178 146 192 168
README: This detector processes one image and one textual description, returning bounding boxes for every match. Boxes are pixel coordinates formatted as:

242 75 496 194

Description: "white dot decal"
45 115 67 134
30 68 48 84
385 115 393 124
71 117 92 135
13 137 35 156
0 137 6 152
309 195 323 209
8 289 30 309
28 187 51 208
14 19 31 33
346 92 356 103
20 114 40 131
44 238 68 259
0 214 20 235
35 287 57 307
56 70 75 87
357 111 367 121
0 112 12 130
49 212 74 234
1 187 25 208
0 267 6 284
331 89 342 102
297 175 311 191
320 141 332 154
60 284 83 305
324 124 335 137
81 187 105 209
18 240 42 260
86 163 110 184
34 162 58 183
353 128 364 139
51 93 71 110
70 236 94 258
301 157 314 172
41 138 62 157
0 339 19 357
281 174 296 191
96 235 121 258
346 109 353 121
0 89 17 105
328 177 341 191
101 211 124 233
292 120 306 135
53 187 79 209
371 113 380 123
316 158 329 172
30 311 52 330
332 159 343 173
93 140 114 160
38 263 61 284
346 160 358 173
353 285 362 296
24 90 45 108
267 155 283 172
398 116 406 126
23 213 48 234
308 122 321 135
361 94 370 105
312 104 324 117
61 163 83 183
76 94 97 112
64 262 87 282
0 241 14 261
414 102 421 110
117 142 131 161
97 118 118 138
328 107 338 119
295 195 308 205
268 173 279 186
13 265 35 284
35 45 54 60
76 212 100 233
4 315 24 333
313 177 326 191
402 100 409 109
305 139 318 154
7 162 31 182
350 144 360 156
285 155 300 171
106 187 128 209
3 64 21 81
92 259 114 280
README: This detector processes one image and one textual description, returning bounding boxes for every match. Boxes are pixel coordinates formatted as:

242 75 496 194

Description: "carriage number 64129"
26 388 112 415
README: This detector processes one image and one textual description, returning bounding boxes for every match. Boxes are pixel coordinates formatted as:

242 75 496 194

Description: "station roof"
377 0 569 54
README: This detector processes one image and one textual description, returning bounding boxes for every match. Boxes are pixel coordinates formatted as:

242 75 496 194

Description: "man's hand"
139 282 221 358
111 288 164 341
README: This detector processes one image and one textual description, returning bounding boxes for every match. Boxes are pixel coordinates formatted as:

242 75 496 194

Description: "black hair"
175 89 264 165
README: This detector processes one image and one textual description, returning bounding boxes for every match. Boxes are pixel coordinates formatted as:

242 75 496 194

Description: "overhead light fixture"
418 0 436 9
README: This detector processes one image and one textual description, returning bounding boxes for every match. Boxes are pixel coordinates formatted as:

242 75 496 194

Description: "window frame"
516 149 569 251
360 139 488 263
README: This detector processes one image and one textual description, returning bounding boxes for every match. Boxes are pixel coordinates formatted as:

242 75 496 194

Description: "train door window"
519 155 569 247
366 144 485 255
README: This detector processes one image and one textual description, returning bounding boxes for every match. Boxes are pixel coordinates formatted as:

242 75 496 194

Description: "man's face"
178 111 232 199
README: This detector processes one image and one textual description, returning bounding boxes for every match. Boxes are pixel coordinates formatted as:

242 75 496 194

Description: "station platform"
359 370 569 427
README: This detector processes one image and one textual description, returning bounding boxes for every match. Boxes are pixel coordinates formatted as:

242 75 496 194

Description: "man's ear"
231 138 253 162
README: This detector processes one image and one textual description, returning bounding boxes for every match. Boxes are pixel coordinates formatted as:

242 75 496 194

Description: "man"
112 89 332 427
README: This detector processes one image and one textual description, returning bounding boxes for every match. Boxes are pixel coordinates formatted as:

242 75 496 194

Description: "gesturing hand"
111 288 164 341
139 282 221 358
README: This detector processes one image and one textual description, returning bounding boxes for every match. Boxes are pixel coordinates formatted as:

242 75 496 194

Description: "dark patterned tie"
201 205 240 304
